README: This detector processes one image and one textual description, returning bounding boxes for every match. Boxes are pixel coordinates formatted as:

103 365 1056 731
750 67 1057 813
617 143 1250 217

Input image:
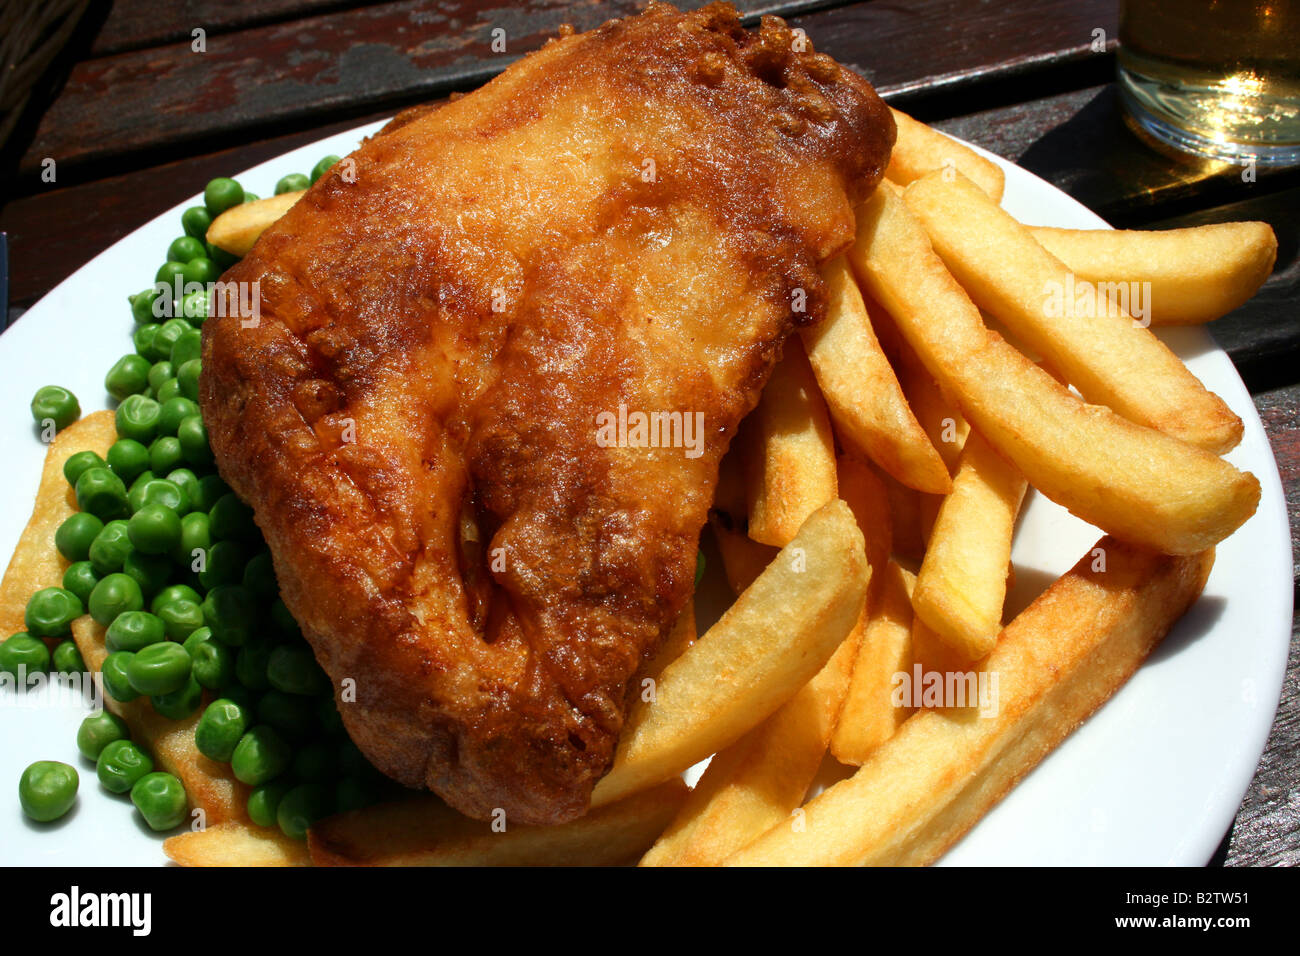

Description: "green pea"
151 674 202 720
209 492 257 541
259 690 318 742
105 354 151 400
133 478 188 516
201 585 254 648
162 600 206 643
204 177 245 215
125 641 191 696
165 467 199 501
88 520 132 574
198 539 248 590
88 573 143 626
30 386 80 433
195 698 250 761
25 587 83 638
0 633 49 677
76 712 130 761
75 467 129 522
156 261 187 287
172 329 203 368
115 394 162 445
241 551 277 600
122 549 172 597
247 781 291 828
18 761 78 822
181 257 220 287
267 645 329 696
155 377 183 403
96 739 152 794
176 359 201 401
310 155 341 184
242 192 260 203
181 206 212 239
191 474 230 513
130 288 160 324
105 610 166 653
222 682 260 714
147 361 175 393
235 637 274 690
51 639 85 675
275 173 310 194
208 244 240 270
63 450 105 487
153 319 191 364
190 633 235 690
292 741 336 782
131 772 188 831
277 783 332 840
174 510 211 568
101 651 139 702
148 436 184 475
157 397 198 436
106 439 151 484
231 724 290 786
177 415 213 466
151 584 201 615
62 562 100 606
134 323 163 361
167 235 206 263
55 512 104 562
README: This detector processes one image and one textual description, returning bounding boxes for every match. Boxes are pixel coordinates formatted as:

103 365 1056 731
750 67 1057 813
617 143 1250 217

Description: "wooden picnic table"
0 0 1295 865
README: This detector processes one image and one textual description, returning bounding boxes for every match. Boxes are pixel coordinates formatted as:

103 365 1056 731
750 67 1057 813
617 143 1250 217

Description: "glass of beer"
1118 0 1300 165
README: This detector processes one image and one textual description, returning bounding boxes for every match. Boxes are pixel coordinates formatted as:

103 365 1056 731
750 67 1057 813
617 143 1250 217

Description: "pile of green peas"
13 158 388 839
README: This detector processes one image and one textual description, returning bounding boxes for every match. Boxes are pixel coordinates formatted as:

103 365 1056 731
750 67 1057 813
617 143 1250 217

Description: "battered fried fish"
200 1 893 824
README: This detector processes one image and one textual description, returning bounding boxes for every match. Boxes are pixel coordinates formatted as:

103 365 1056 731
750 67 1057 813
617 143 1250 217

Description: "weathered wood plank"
16 0 1115 184
1223 381 1300 867
91 0 392 57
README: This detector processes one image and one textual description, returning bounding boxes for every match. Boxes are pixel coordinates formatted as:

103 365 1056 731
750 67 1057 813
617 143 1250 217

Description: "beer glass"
1118 0 1300 165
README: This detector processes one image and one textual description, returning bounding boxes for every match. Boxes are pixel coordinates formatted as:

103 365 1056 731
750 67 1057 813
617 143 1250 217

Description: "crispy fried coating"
201 1 893 824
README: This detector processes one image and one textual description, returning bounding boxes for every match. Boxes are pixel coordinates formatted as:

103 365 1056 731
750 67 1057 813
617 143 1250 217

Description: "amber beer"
1119 0 1300 164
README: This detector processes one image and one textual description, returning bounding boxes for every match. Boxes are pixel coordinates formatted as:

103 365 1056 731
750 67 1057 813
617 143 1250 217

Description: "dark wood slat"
91 0 392 56
1224 381 1300 867
1 108 400 310
15 0 1115 185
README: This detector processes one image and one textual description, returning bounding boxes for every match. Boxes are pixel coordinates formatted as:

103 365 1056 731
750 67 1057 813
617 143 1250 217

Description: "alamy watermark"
595 403 706 459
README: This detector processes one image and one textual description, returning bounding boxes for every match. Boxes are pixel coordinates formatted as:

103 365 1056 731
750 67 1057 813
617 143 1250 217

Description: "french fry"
849 187 1259 555
885 108 1005 202
830 560 915 766
746 339 838 547
709 513 778 594
0 411 117 636
164 822 312 867
1029 222 1277 326
912 428 1027 660
640 629 861 866
801 258 950 494
206 190 304 257
903 172 1243 453
894 336 967 474
835 453 891 578
71 617 251 826
308 780 687 866
591 499 869 807
726 538 1214 866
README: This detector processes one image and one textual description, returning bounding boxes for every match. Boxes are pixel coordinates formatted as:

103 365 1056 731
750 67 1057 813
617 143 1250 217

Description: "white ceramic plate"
0 124 1290 865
